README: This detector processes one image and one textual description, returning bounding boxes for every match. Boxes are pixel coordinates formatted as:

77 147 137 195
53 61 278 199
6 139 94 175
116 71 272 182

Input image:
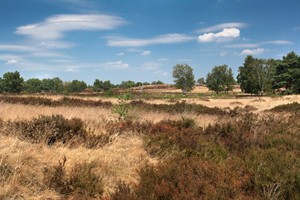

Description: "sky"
0 0 300 84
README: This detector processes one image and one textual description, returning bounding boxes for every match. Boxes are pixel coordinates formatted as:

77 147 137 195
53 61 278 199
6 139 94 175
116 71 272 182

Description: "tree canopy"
2 71 24 93
206 65 235 94
172 64 195 94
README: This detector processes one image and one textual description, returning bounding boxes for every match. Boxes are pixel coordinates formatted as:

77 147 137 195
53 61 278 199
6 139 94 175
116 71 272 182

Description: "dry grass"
1 93 300 198
0 132 155 199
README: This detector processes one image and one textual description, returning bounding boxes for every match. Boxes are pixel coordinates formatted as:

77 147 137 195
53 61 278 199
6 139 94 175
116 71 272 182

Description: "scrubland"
0 89 300 199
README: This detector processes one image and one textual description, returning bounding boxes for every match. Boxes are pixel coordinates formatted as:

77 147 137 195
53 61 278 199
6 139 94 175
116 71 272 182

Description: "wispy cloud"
103 60 129 70
240 48 266 55
140 50 151 56
106 34 195 47
16 14 127 40
141 62 168 76
198 28 240 43
4 59 19 65
116 52 125 56
224 40 292 48
0 45 39 52
196 22 247 33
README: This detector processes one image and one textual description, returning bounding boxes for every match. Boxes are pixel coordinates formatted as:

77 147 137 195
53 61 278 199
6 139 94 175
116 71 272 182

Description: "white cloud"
16 14 127 40
198 28 240 43
116 52 125 56
50 59 74 63
0 45 39 52
220 52 227 57
157 58 168 62
140 50 151 56
197 22 246 33
106 33 195 47
39 41 75 49
5 59 19 65
240 48 266 55
65 67 80 72
224 40 292 48
262 40 293 45
103 60 129 70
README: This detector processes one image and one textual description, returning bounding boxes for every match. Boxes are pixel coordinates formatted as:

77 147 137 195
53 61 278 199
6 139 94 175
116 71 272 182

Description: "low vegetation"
0 94 300 199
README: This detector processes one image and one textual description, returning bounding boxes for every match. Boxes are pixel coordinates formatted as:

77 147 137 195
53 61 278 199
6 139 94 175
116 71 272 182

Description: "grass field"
1 86 300 199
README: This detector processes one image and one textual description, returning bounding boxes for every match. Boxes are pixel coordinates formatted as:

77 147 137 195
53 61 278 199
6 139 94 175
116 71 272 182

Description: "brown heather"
0 94 300 199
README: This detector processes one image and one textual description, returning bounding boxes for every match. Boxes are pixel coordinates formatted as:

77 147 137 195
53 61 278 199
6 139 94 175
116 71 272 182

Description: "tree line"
0 72 164 94
0 51 299 95
173 51 300 95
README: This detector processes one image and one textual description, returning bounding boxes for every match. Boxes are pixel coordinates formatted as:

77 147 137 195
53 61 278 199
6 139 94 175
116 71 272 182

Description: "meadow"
0 85 300 199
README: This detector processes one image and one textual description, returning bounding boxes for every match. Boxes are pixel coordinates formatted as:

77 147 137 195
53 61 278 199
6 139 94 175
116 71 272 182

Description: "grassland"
1 85 300 199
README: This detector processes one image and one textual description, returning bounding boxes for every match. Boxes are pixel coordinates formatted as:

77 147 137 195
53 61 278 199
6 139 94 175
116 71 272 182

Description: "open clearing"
1 88 300 199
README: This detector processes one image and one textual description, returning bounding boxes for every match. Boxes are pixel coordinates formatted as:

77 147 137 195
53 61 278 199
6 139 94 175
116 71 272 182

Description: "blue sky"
1 0 299 84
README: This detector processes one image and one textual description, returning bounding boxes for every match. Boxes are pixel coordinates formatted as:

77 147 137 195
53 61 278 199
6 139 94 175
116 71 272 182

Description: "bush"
45 157 103 198
269 102 300 113
4 115 111 148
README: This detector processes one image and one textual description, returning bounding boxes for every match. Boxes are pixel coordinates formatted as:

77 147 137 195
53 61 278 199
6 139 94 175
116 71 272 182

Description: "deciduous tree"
206 65 235 94
172 64 195 94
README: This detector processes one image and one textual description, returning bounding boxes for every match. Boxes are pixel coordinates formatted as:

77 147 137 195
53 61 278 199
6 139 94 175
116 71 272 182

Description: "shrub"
0 157 13 183
269 102 300 113
45 157 103 198
5 115 111 148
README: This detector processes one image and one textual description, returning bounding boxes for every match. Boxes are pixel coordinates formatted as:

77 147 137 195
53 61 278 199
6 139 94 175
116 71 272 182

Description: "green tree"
2 71 24 93
273 51 300 94
24 78 42 93
64 80 87 93
197 77 205 85
0 78 3 93
93 79 103 92
172 64 195 94
42 78 64 93
102 80 113 92
238 56 277 95
206 65 235 94
237 55 260 95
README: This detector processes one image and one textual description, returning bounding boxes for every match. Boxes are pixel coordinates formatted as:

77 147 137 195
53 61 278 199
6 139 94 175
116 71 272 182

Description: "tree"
206 65 235 94
2 71 24 93
273 51 300 94
237 56 277 95
93 79 103 92
42 78 64 93
197 77 205 85
24 78 42 93
0 78 3 93
102 80 113 92
237 55 260 95
172 64 195 94
64 80 87 93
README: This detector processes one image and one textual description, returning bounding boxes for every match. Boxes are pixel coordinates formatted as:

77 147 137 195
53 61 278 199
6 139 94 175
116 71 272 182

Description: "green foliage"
64 80 87 93
41 77 64 93
237 56 277 95
197 77 205 85
93 79 114 92
2 71 24 93
0 78 3 93
112 93 131 121
273 51 300 94
93 79 103 92
172 64 195 94
151 80 164 85
24 78 43 93
206 65 235 94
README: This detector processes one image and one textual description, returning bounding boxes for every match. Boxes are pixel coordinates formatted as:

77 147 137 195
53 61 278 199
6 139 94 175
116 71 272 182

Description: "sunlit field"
1 86 300 199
